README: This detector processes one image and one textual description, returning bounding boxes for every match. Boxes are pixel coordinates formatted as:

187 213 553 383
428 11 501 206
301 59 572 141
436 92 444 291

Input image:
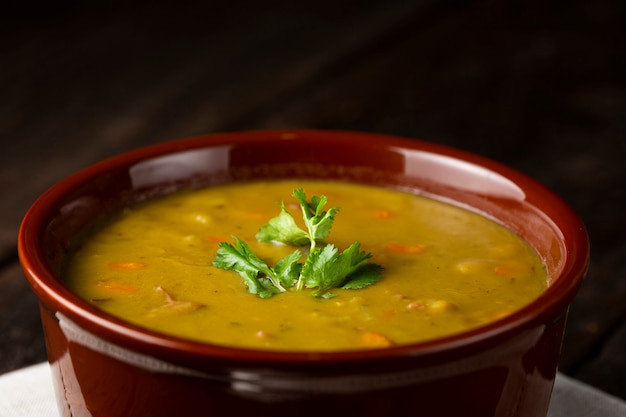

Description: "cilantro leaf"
212 237 301 298
273 249 303 288
213 188 384 299
340 263 383 290
300 244 338 291
301 242 382 298
256 202 309 245
256 188 340 251
292 188 339 248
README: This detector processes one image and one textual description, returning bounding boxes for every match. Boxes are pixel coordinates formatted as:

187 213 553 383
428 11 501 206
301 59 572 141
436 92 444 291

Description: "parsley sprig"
213 237 302 298
213 188 382 298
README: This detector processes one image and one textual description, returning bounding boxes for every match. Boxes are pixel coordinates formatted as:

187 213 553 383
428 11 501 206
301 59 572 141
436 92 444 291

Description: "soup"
63 180 547 351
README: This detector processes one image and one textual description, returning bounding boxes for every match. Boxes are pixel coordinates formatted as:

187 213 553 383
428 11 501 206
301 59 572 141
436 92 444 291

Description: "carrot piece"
384 242 425 254
360 332 393 348
376 210 392 219
493 260 531 277
107 261 147 270
383 309 396 318
97 281 138 294
493 265 511 276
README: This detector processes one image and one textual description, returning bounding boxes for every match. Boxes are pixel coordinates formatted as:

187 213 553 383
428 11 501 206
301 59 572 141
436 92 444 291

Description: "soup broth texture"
64 180 547 351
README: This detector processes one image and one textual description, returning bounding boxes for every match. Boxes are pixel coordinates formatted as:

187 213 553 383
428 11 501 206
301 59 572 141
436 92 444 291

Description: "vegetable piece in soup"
63 180 547 351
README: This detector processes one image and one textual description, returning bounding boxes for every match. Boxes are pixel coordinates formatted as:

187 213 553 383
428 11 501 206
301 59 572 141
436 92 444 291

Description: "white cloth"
548 372 626 417
1 362 625 416
0 363 57 417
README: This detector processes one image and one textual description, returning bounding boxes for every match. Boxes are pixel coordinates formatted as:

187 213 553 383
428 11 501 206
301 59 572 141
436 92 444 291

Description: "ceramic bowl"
18 130 589 417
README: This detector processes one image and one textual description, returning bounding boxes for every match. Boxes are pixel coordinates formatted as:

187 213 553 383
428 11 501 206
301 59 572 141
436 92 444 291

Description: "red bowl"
18 130 589 417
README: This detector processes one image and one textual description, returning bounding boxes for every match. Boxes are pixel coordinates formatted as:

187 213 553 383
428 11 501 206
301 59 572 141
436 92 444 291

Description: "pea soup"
63 180 547 351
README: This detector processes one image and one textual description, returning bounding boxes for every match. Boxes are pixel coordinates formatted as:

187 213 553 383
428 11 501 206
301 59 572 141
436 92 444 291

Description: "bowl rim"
17 129 590 365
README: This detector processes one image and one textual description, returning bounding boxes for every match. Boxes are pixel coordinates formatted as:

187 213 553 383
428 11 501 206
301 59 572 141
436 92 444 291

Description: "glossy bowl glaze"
18 130 589 417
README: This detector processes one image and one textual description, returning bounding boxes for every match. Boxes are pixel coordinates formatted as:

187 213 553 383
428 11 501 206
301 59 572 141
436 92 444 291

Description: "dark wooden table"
2 0 625 402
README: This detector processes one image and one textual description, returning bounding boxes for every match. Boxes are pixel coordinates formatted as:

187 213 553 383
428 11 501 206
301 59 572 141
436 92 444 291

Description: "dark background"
1 0 624 401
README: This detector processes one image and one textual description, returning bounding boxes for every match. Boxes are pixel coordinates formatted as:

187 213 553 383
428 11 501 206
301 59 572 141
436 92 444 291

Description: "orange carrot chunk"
360 332 393 348
493 260 532 277
107 261 147 270
384 242 425 254
383 309 396 318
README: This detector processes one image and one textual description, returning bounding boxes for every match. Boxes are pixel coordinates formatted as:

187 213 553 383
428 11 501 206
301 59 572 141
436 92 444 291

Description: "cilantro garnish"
301 242 383 298
212 188 383 298
212 237 302 298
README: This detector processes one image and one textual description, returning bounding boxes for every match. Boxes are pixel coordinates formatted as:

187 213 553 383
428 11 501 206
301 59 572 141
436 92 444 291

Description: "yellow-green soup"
64 180 547 351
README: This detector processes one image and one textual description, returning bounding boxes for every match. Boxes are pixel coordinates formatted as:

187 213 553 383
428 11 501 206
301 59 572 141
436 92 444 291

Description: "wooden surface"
1 0 625 401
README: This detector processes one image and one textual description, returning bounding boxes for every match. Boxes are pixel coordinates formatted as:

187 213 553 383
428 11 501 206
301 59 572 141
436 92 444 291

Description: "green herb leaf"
256 202 309 245
301 242 382 298
213 188 384 299
273 249 303 288
292 188 339 248
340 263 383 290
213 237 301 298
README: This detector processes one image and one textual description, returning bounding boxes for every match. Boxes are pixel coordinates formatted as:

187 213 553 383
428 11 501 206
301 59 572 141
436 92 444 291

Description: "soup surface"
64 180 547 351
